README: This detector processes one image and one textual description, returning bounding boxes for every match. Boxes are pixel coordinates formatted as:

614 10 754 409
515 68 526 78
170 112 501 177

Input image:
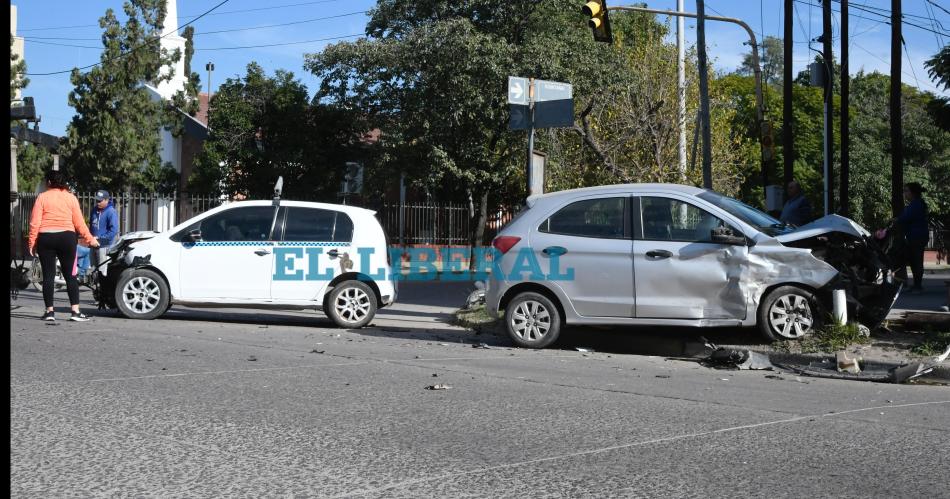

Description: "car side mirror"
710 227 746 245
188 229 202 242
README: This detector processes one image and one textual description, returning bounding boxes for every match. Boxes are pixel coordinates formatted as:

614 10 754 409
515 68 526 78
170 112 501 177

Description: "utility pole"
821 0 834 215
840 0 850 217
696 0 713 188
783 0 794 195
525 78 536 196
677 0 687 182
206 62 215 129
890 0 903 217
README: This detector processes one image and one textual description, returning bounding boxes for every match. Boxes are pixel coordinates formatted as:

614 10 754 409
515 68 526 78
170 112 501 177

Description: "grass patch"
453 304 500 334
796 322 871 354
911 330 950 357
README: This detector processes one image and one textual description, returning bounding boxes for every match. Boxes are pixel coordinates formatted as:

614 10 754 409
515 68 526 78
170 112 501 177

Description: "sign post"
509 77 573 197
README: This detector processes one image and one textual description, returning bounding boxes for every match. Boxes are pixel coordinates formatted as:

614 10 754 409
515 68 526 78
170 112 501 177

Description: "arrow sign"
508 76 528 105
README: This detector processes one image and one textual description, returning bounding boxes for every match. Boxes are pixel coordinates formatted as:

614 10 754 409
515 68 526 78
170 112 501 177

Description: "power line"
18 0 349 32
928 0 950 17
21 0 232 77
196 11 366 36
195 34 362 51
180 0 346 19
794 0 950 37
22 11 368 43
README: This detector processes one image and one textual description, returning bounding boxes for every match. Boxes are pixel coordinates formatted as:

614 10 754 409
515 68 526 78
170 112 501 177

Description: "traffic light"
761 121 776 162
582 0 612 43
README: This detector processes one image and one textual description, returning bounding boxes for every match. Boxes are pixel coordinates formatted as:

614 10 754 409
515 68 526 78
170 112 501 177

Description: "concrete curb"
746 349 950 383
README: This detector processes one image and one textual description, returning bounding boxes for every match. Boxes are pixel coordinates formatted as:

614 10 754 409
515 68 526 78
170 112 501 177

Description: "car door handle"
542 246 567 256
254 249 271 256
327 249 340 258
646 249 673 259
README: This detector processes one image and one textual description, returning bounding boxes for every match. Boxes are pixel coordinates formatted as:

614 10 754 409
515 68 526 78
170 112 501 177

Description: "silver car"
485 184 901 348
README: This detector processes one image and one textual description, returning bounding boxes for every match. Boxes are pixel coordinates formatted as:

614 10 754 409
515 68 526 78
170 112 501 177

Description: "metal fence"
10 192 226 260
375 203 518 246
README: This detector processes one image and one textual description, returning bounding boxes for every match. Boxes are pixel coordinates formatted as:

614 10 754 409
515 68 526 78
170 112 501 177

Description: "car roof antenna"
273 176 283 206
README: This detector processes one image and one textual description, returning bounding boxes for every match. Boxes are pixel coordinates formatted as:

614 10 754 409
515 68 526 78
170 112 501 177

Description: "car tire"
504 292 562 349
326 280 377 328
758 285 823 341
114 268 170 320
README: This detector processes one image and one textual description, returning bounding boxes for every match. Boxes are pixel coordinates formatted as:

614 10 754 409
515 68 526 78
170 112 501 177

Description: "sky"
12 0 950 138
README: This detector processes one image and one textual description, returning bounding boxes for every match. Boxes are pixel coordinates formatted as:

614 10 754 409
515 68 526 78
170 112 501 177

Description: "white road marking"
333 400 950 498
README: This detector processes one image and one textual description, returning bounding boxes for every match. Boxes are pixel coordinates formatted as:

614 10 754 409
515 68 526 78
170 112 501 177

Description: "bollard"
832 289 847 325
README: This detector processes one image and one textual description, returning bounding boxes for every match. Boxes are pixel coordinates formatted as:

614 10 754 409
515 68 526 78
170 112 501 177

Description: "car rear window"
283 207 353 242
539 197 627 239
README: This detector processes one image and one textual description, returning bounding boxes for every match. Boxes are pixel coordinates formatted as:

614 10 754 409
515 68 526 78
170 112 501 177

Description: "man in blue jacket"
76 190 119 282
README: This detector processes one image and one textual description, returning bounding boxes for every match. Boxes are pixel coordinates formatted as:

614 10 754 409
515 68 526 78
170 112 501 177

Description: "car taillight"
492 236 521 255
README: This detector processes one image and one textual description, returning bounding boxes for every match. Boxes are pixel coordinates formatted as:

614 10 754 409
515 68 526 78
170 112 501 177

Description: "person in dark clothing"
895 182 929 293
780 180 812 227
28 171 100 321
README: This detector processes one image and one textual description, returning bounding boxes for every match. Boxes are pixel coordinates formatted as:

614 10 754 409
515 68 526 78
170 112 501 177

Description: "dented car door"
633 196 748 320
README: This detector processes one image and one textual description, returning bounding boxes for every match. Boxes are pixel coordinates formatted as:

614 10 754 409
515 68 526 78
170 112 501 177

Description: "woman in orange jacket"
28 171 100 321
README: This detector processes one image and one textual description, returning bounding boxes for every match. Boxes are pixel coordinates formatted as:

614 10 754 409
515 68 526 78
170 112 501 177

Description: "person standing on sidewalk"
76 189 119 281
780 180 813 227
28 171 100 321
895 182 929 293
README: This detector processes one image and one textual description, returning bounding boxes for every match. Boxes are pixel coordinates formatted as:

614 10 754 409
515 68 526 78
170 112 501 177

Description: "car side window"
177 206 278 242
539 197 626 239
283 208 354 242
640 197 726 243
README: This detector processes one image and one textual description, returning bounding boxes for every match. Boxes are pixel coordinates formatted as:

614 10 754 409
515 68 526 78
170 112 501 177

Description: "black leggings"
906 238 927 290
36 231 80 308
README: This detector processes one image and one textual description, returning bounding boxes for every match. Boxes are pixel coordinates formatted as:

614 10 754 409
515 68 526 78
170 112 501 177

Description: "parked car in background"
486 184 900 348
96 194 396 328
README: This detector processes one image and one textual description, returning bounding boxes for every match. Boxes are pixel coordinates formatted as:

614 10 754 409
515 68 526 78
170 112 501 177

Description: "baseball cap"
95 190 110 201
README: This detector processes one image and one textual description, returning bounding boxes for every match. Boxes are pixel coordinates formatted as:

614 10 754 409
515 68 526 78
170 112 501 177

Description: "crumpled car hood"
775 214 870 243
107 230 159 255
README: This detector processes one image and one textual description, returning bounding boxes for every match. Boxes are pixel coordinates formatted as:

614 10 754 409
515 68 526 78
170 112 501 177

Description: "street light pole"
696 0 713 189
677 0 687 182
605 5 766 192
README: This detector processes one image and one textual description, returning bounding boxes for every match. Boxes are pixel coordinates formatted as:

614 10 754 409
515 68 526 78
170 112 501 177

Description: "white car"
95 197 396 328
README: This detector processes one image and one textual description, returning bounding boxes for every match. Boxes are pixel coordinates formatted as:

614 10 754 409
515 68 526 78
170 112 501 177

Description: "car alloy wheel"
334 286 372 324
767 293 814 339
122 276 162 315
510 299 552 342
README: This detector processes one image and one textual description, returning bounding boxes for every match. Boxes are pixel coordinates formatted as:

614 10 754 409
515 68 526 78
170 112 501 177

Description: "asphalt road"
9 282 950 498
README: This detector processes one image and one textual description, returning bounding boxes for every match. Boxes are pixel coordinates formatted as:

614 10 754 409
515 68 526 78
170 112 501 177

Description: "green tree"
305 0 748 244
61 0 189 193
738 35 784 86
189 63 362 200
16 144 51 191
925 45 950 91
10 34 28 100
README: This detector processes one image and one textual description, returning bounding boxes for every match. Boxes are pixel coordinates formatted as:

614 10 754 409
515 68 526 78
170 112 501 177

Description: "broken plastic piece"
425 384 452 390
472 343 491 349
890 363 934 383
706 348 773 370
835 351 861 374
575 347 593 352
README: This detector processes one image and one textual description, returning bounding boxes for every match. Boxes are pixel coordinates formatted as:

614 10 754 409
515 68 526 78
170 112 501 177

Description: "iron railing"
10 193 518 260
375 203 517 246
10 192 227 260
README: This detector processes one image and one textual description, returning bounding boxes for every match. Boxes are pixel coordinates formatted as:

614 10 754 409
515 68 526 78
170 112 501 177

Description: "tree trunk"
475 190 489 248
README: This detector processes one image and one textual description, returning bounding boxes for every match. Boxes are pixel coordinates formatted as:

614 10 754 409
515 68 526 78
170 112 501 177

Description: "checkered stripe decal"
277 242 351 247
189 241 351 247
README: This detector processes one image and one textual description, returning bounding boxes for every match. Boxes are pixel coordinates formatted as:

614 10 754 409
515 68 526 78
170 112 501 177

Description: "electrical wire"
194 34 362 51
794 0 950 37
17 0 350 32
21 0 233 76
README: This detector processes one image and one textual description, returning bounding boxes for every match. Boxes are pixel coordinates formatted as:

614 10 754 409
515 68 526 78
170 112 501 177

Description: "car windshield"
697 190 787 235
